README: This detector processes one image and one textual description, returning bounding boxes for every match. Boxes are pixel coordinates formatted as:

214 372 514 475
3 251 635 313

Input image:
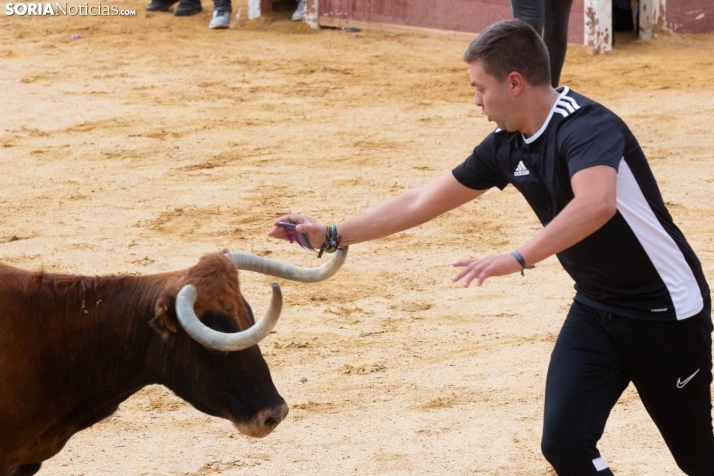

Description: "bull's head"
176 249 348 351
150 248 347 438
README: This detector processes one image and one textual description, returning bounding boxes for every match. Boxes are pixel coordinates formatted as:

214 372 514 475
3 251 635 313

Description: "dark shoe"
146 0 178 11
173 0 202 16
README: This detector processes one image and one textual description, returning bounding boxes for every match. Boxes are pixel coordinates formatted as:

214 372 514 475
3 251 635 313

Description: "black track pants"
542 300 714 475
510 0 574 87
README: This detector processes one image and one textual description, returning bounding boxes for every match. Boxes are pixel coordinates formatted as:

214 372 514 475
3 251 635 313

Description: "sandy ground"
1 2 714 474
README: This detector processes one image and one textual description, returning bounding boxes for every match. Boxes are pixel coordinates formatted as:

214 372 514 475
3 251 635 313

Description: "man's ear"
507 71 526 96
149 292 178 338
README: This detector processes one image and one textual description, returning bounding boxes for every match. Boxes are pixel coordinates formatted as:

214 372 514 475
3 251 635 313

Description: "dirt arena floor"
2 1 714 474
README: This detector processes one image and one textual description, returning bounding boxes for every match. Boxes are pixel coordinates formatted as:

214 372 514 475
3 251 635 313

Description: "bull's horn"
230 246 347 283
175 282 282 352
228 246 348 282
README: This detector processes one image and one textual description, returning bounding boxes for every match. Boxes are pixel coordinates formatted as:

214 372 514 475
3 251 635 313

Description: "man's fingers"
451 269 468 281
452 261 485 287
452 259 475 267
269 215 318 240
451 266 474 282
452 261 494 287
267 226 287 238
462 272 476 287
273 214 312 226
294 223 312 234
452 253 521 287
272 215 292 226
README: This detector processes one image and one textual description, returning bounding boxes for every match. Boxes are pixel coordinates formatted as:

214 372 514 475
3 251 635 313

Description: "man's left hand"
452 253 523 287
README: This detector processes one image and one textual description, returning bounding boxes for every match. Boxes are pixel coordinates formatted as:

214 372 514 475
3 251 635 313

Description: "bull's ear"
149 293 178 337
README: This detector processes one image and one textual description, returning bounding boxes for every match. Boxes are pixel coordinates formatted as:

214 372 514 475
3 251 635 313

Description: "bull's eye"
243 299 256 326
199 311 239 334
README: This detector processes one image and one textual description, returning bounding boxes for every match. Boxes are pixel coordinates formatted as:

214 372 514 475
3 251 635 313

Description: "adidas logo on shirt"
514 161 530 176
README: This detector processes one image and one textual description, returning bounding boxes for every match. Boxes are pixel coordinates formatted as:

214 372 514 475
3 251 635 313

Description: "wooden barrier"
316 0 584 43
252 0 713 54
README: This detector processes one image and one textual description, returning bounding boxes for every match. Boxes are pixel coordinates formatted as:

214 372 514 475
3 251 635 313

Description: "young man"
268 20 713 475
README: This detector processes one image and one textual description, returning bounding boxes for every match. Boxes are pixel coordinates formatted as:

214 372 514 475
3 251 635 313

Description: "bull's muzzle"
234 401 289 438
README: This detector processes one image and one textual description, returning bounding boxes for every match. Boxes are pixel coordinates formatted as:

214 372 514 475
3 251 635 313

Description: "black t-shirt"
452 87 709 321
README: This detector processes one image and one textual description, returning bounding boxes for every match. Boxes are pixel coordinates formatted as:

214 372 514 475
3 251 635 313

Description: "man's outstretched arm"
268 173 486 248
452 164 618 287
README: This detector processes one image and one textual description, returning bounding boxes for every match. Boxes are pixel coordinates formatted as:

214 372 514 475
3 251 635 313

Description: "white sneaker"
291 0 303 21
209 9 231 28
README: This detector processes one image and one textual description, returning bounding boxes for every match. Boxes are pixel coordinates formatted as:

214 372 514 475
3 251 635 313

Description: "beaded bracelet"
318 224 342 258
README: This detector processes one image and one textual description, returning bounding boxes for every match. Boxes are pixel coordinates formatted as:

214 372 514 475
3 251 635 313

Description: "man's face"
469 61 517 132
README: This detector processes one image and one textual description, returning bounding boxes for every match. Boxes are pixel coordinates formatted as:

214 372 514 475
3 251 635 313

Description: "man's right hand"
268 215 327 250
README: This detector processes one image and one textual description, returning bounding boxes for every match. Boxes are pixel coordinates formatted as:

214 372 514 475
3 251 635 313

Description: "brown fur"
0 252 286 475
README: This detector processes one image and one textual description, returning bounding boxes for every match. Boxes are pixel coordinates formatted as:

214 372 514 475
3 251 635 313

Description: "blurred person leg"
174 0 202 16
292 0 304 21
543 0 574 87
511 0 544 35
146 0 178 11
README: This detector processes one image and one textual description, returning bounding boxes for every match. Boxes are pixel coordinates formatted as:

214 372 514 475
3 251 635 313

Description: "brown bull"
0 248 347 476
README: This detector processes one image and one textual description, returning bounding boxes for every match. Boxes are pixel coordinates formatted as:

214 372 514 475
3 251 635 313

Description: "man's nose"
474 92 483 107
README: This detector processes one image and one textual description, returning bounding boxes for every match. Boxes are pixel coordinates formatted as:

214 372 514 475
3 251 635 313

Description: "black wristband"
511 250 526 269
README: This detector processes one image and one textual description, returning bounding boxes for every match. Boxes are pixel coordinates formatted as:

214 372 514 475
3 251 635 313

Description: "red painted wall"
320 0 585 43
667 0 714 33
318 0 714 40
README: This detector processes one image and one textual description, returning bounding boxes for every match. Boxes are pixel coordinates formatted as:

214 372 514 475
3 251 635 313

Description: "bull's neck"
25 273 170 394
1 272 174 460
